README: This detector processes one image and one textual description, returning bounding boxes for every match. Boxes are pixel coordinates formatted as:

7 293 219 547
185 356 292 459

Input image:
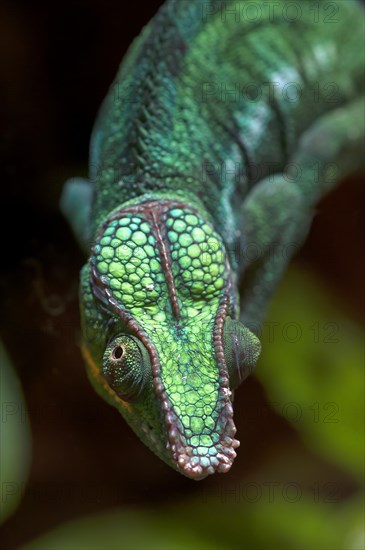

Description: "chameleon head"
80 201 260 479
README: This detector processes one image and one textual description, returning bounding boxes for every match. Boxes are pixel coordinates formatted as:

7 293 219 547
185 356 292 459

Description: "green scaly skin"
62 0 365 479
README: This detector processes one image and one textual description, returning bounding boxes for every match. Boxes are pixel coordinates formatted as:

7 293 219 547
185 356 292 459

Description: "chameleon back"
90 0 364 243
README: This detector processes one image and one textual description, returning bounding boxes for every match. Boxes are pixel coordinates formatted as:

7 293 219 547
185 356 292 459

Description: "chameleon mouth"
165 398 240 480
155 369 240 479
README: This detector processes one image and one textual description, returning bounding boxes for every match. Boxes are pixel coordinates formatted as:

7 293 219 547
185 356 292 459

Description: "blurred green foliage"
21 497 363 550
21 266 364 549
257 266 364 479
0 341 32 524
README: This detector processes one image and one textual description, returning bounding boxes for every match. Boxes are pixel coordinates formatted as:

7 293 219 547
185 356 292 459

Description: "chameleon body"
62 0 365 479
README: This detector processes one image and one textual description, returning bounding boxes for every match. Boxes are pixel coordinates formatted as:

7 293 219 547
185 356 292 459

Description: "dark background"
0 1 363 548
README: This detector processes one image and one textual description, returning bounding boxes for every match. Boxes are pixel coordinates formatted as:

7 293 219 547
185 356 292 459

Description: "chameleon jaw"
155 365 240 479
164 397 240 480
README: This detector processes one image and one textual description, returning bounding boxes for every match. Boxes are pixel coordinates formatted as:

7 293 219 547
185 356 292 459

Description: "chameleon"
61 0 364 479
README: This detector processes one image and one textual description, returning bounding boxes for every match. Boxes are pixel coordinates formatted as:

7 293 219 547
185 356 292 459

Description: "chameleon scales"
61 0 364 479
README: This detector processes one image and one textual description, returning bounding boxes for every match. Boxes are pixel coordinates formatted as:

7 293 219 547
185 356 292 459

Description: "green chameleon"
61 0 364 479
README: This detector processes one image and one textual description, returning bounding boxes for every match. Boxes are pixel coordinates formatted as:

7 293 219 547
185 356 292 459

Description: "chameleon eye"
102 335 150 401
223 318 261 390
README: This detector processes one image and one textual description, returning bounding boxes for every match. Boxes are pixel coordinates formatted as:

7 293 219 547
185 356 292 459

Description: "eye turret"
223 317 261 390
102 335 151 401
